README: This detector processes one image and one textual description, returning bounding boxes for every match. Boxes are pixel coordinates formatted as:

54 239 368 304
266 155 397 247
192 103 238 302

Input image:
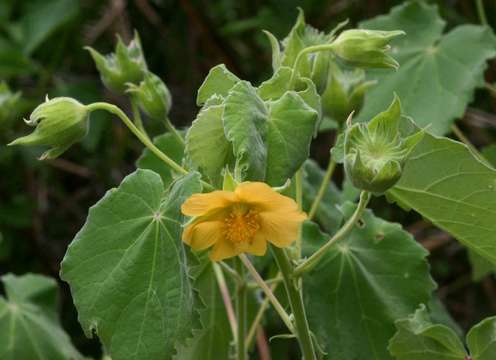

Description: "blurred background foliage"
0 0 495 357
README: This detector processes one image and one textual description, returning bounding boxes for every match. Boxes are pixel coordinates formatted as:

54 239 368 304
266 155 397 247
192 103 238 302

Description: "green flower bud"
332 29 405 69
0 82 21 128
344 95 424 193
8 97 89 160
321 63 376 124
127 73 172 120
86 32 147 94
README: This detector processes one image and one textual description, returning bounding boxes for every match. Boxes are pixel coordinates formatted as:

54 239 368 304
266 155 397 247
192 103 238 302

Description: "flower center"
224 205 260 245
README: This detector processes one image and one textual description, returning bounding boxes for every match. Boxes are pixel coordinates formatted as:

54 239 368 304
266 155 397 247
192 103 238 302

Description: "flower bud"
8 97 89 160
86 32 147 94
127 73 172 120
321 63 376 124
0 82 21 128
344 95 424 193
332 29 404 69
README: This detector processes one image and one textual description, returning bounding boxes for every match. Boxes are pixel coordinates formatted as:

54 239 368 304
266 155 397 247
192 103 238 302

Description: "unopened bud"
344 95 424 193
86 32 147 94
332 29 404 69
9 97 89 160
127 73 172 120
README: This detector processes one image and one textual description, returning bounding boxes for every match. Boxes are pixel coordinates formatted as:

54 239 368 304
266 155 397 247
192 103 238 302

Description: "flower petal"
181 190 236 216
245 233 267 257
235 182 299 212
209 239 239 261
259 210 306 248
182 220 224 251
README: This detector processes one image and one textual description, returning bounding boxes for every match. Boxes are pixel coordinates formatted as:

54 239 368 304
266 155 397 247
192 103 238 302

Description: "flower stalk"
235 258 248 360
86 102 213 191
239 254 294 333
294 191 371 277
271 247 316 359
308 157 336 220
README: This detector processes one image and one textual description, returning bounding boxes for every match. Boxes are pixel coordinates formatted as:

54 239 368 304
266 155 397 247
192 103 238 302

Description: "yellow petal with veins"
181 190 236 216
182 220 224 251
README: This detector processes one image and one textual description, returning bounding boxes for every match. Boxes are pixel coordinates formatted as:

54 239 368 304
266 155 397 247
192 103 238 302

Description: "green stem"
130 98 149 140
294 191 371 277
451 124 490 166
86 102 213 191
239 254 294 333
295 168 304 257
475 0 488 26
245 276 281 349
213 263 238 342
271 247 316 359
289 43 336 89
485 82 496 98
308 158 336 220
164 116 185 146
235 258 247 360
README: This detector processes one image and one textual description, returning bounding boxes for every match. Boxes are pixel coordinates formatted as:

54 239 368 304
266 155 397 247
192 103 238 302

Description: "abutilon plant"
3 2 496 360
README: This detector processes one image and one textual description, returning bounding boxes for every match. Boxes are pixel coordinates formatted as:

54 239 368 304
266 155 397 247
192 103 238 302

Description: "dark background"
0 0 495 357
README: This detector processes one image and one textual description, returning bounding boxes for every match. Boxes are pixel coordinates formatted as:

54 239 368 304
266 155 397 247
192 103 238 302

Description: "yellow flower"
181 182 307 261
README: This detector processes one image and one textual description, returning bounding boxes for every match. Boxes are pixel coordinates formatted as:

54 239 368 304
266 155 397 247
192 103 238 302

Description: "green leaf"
257 66 322 121
358 1 496 135
265 91 318 186
387 132 496 265
0 273 85 360
467 316 496 359
136 132 184 186
60 170 202 360
185 104 234 187
175 262 232 359
389 307 496 359
223 81 268 181
197 64 240 106
19 0 80 55
301 159 344 234
388 305 467 359
303 205 435 360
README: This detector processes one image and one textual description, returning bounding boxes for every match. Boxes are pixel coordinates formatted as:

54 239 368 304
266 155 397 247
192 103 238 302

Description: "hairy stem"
308 158 336 220
271 247 316 359
164 116 185 145
475 0 488 26
239 254 294 333
294 191 371 277
295 168 304 257
213 263 238 342
451 124 490 166
289 43 336 89
130 97 149 140
235 258 248 360
86 102 213 190
246 275 281 349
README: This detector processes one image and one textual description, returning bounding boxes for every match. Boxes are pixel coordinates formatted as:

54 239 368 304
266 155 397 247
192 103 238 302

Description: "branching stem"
294 191 371 277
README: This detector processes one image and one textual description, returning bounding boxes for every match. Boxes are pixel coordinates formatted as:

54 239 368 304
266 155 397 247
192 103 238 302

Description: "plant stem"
451 124 490 165
308 158 336 220
294 191 371 277
86 102 213 190
130 98 149 140
239 254 294 333
213 263 238 342
485 82 496 98
271 247 316 360
235 258 248 360
295 168 304 257
245 275 281 349
475 0 488 26
164 116 185 145
289 43 336 89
